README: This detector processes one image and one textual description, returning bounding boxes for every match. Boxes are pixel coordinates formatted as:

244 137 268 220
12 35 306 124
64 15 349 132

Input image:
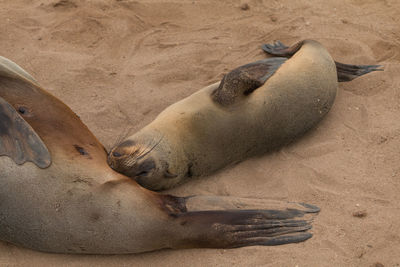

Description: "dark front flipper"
159 194 319 248
212 57 286 106
0 96 51 168
335 61 383 82
262 40 304 58
175 206 318 248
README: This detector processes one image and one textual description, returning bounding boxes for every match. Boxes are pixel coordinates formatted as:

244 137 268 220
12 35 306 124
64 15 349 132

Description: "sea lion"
0 56 319 254
108 40 382 191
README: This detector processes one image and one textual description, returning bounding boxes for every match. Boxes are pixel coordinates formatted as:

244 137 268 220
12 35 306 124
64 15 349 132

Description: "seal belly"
250 40 338 150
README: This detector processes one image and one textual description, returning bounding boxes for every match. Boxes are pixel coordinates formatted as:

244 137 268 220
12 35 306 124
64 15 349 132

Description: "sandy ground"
0 0 399 266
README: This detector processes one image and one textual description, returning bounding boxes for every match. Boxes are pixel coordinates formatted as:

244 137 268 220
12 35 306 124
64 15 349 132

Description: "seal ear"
0 96 51 168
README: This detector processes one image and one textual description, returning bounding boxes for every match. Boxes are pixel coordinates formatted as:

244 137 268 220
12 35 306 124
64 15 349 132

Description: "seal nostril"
112 151 122 157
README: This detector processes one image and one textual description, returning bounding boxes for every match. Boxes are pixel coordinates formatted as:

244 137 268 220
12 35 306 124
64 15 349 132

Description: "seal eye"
136 171 148 177
112 151 123 157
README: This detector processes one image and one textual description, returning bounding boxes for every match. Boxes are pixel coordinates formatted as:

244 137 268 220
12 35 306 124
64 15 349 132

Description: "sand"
0 0 399 266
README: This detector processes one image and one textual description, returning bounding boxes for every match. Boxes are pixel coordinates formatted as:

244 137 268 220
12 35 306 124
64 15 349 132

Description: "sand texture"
0 0 399 266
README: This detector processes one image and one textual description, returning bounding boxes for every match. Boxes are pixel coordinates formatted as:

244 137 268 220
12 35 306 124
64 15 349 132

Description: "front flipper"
262 40 303 57
159 195 319 248
0 96 51 168
185 195 319 213
176 203 318 248
212 57 286 106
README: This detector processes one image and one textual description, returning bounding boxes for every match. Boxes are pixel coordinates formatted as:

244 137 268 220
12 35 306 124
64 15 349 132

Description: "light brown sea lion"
108 40 382 191
0 56 320 254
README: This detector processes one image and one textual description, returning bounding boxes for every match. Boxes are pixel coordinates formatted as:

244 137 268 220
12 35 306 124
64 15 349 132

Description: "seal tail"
261 40 383 82
159 195 319 248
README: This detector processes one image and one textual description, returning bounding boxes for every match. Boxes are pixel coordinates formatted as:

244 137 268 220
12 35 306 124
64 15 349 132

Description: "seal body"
109 40 338 190
108 40 381 191
0 55 319 254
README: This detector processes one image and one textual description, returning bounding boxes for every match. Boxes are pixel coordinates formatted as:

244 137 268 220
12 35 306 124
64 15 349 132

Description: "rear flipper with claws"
161 195 319 248
262 40 383 82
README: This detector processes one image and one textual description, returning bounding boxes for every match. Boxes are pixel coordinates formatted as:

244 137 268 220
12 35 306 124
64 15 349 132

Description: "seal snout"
108 141 159 182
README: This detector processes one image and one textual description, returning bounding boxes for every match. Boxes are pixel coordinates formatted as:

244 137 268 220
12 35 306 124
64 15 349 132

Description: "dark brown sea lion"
0 56 319 254
107 40 382 191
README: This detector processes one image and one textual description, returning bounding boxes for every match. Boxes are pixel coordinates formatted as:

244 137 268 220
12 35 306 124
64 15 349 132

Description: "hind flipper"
212 57 286 106
262 40 383 82
335 61 383 82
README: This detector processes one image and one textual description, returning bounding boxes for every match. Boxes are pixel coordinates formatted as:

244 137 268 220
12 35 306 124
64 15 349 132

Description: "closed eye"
112 151 123 157
136 171 148 177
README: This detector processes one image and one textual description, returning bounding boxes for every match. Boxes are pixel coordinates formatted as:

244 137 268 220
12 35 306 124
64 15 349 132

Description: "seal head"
108 138 180 190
